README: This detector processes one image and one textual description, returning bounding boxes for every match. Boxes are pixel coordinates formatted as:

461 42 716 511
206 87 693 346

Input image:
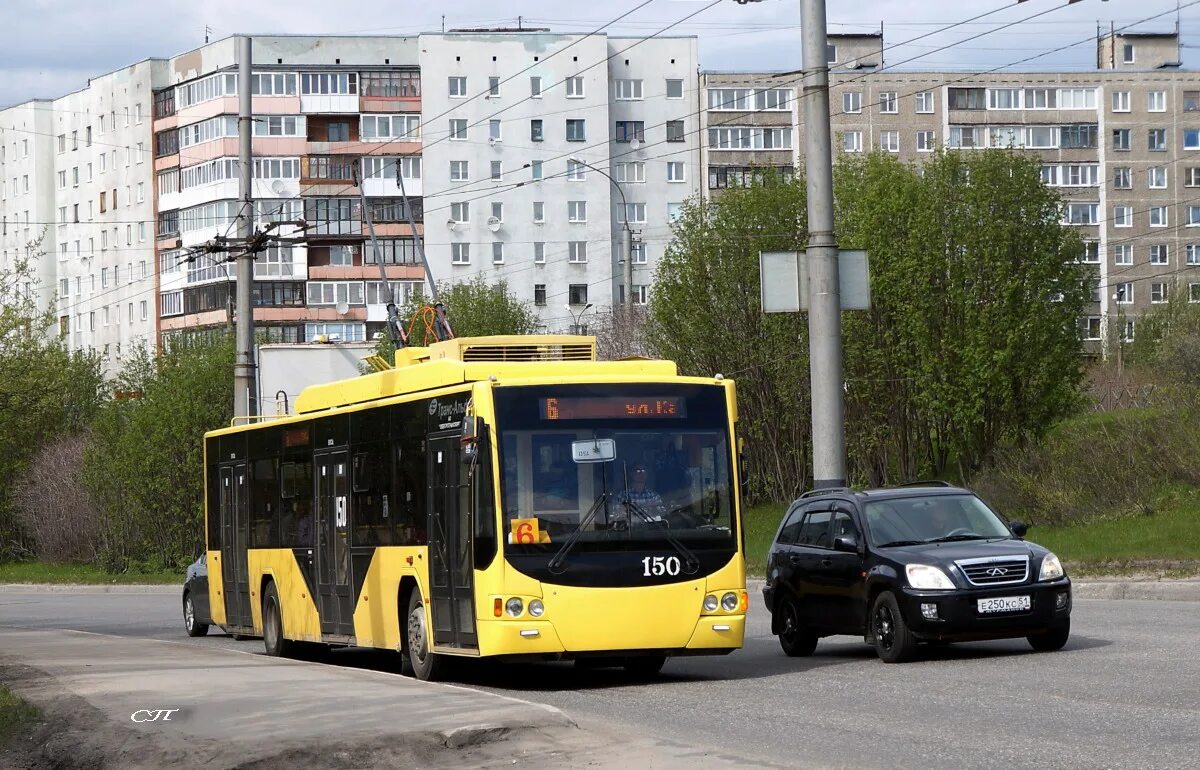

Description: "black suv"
762 484 1071 663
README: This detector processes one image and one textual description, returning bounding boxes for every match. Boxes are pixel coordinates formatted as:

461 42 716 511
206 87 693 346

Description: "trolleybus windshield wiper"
622 499 701 575
547 492 611 575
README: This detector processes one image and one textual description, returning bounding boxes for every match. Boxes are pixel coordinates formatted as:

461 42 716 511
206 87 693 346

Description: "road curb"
0 583 177 594
745 577 1200 602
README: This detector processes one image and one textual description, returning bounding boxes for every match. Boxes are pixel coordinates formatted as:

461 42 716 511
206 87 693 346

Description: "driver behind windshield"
615 464 667 525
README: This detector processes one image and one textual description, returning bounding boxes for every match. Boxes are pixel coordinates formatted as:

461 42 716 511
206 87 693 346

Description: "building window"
566 76 584 98
1114 244 1133 266
915 91 934 113
842 92 862 114
1112 91 1130 112
1149 128 1167 151
492 242 504 264
1079 317 1101 341
448 76 467 97
360 71 419 97
1148 91 1167 112
1151 283 1168 304
534 284 546 306
1062 202 1098 225
614 79 643 100
1184 129 1200 150
489 120 502 141
1079 242 1100 264
1188 244 1200 265
1123 43 1135 64
709 88 751 111
1113 167 1132 189
1150 244 1170 265
1185 91 1200 112
615 162 643 183
666 79 684 99
450 202 469 223
1148 166 1168 188
254 245 296 278
533 202 544 223
1189 206 1200 226
1060 124 1098 149
490 161 502 180
623 203 647 224
668 202 683 222
568 242 587 263
1112 128 1131 151
880 131 899 153
534 242 545 263
566 119 586 142
361 114 420 140
451 243 470 265
488 76 500 98
948 87 986 110
709 126 792 150
449 119 467 141
1115 283 1133 304
879 92 898 114
666 120 685 143
1150 206 1168 227
1191 283 1200 303
666 161 686 182
490 202 504 223
631 240 647 264
568 284 588 305
530 76 541 97
615 121 645 143
568 201 587 223
567 160 586 181
1188 168 1200 187
1113 205 1132 227
530 119 543 142
530 160 542 180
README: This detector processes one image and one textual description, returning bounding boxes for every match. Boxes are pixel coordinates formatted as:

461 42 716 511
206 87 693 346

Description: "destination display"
539 396 687 420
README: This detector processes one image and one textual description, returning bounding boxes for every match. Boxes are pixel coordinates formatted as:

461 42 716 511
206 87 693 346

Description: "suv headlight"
1039 553 1064 581
906 564 955 590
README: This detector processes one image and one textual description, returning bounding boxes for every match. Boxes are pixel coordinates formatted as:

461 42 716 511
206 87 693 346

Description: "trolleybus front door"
428 435 478 650
219 463 251 629
315 450 354 636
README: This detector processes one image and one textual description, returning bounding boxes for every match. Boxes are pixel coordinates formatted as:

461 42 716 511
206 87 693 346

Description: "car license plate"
977 596 1030 613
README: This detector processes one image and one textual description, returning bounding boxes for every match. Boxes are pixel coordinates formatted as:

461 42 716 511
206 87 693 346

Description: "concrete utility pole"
567 157 633 310
799 0 846 488
233 35 256 419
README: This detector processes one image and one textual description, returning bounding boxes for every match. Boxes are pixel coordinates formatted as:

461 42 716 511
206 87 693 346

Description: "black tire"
623 656 667 677
405 590 444 681
262 582 292 657
872 592 918 663
183 592 209 637
1027 621 1070 652
776 596 818 657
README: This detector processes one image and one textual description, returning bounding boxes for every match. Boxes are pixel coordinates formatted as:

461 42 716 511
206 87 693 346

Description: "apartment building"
420 33 699 326
51 60 166 368
701 31 1200 350
0 101 57 320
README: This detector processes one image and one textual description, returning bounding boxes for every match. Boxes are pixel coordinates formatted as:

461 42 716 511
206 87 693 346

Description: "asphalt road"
1 590 1197 769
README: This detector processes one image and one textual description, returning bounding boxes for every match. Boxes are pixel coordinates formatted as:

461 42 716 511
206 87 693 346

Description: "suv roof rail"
897 480 956 488
799 486 854 499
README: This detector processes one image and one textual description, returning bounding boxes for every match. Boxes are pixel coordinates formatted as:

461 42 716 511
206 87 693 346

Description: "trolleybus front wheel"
262 582 292 657
405 590 444 681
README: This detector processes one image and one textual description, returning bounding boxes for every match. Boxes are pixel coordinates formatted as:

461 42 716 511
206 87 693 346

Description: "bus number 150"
642 556 681 577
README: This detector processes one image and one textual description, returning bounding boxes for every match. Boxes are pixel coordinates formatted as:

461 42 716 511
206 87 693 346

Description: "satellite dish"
270 179 287 195
335 300 350 316
629 137 642 151
488 136 500 146
486 216 502 232
446 219 458 230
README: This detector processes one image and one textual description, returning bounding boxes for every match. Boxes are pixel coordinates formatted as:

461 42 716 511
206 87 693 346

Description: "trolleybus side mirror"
738 436 749 502
461 416 483 464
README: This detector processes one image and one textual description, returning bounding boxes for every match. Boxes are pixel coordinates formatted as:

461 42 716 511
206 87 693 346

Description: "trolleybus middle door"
428 434 478 650
315 450 354 637
219 462 251 629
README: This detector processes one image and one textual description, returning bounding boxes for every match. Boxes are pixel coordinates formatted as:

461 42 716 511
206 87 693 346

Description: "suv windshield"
864 494 1012 546
494 384 735 557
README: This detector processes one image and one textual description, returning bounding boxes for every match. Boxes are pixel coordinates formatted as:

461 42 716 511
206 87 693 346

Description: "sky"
0 0 1196 108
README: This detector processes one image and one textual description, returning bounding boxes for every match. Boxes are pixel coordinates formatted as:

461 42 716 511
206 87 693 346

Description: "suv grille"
955 556 1029 586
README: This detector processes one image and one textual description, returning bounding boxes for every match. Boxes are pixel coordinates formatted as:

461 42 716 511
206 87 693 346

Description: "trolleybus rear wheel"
262 582 292 657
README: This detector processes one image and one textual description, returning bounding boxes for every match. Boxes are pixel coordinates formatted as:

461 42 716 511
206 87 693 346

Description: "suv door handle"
820 558 833 567
788 554 802 564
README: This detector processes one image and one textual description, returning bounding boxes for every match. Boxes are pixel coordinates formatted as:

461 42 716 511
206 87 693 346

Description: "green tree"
1129 279 1200 385
83 334 234 571
0 238 104 560
651 152 1088 499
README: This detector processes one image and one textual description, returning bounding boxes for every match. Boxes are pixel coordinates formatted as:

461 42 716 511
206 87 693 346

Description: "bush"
971 407 1200 526
11 434 102 562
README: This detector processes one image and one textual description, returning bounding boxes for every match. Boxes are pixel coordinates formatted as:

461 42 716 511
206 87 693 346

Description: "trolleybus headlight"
528 599 544 617
703 594 719 613
505 597 524 617
721 592 739 612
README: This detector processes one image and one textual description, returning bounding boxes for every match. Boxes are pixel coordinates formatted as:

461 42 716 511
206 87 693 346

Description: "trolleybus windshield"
494 384 735 562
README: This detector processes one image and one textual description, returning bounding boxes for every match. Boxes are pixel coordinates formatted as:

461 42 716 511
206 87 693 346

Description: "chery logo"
985 567 1009 577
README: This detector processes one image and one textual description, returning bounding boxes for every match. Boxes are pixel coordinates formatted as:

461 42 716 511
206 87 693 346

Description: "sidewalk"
0 627 574 769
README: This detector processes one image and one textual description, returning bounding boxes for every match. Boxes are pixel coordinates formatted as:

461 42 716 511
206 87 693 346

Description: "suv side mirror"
833 534 859 554
1009 521 1028 538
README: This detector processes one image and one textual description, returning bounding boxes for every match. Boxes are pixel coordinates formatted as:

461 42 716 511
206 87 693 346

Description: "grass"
0 686 40 748
0 562 178 585
740 489 1200 578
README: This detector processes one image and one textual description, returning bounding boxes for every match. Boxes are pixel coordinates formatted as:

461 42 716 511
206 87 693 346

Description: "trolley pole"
233 35 257 419
799 0 846 488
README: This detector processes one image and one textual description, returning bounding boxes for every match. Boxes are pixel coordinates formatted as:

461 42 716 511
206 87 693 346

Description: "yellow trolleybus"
203 335 746 679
